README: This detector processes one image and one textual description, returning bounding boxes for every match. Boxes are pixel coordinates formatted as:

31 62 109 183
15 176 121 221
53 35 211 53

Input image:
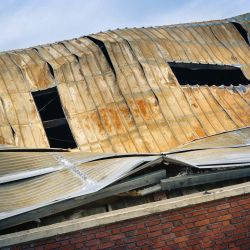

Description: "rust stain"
99 108 113 134
90 111 105 135
108 108 123 131
119 105 134 127
135 99 151 120
127 99 140 116
187 134 197 142
194 126 207 138
0 14 250 152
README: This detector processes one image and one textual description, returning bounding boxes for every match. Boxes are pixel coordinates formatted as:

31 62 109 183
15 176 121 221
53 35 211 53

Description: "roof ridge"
0 13 249 54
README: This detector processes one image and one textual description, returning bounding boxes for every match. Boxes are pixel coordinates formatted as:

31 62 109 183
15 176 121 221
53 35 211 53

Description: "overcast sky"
0 0 249 52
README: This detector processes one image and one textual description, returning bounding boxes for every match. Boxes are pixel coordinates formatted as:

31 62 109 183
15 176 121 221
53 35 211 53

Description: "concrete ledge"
0 182 250 247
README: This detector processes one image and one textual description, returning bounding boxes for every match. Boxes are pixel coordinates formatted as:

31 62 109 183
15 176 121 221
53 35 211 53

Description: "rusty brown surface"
0 15 249 152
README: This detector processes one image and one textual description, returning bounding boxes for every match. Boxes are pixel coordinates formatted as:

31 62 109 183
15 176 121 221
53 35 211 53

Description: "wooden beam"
161 167 250 191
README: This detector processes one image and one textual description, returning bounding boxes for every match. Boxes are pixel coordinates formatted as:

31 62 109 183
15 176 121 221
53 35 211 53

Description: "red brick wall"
11 194 250 250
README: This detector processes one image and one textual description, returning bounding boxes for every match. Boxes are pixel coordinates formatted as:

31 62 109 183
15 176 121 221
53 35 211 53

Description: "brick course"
10 194 250 249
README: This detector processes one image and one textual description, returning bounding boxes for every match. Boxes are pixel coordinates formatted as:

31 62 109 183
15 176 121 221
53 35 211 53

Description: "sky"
0 0 249 52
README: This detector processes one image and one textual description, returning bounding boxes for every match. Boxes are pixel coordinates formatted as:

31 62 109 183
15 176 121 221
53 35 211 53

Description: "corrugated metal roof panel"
166 146 250 168
0 128 249 226
165 127 250 168
0 14 249 152
0 153 159 220
169 127 250 151
99 21 250 67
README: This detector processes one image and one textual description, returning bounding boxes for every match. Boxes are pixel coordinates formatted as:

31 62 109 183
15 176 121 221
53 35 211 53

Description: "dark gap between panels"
86 36 116 76
231 22 249 45
32 87 77 149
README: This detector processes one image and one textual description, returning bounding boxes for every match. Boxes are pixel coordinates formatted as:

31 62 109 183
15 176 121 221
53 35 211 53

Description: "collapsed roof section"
0 14 249 152
0 127 249 230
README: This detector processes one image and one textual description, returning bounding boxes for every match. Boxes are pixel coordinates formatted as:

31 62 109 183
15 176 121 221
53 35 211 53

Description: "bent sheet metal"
0 128 249 225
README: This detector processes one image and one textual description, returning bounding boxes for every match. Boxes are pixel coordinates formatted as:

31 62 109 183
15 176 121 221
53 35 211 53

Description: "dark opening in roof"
32 87 77 149
86 36 116 75
168 62 250 86
231 22 249 45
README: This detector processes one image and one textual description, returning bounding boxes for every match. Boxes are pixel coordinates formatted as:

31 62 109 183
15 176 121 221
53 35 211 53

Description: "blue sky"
0 0 249 52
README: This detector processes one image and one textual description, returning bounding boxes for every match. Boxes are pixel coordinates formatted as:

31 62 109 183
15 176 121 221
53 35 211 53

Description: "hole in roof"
32 87 77 149
168 62 250 86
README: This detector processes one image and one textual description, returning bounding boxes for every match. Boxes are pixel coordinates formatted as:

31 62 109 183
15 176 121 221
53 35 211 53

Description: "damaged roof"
0 14 250 231
0 13 249 152
0 127 249 230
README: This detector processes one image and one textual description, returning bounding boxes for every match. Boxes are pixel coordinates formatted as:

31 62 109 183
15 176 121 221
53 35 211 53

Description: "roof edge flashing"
0 181 249 248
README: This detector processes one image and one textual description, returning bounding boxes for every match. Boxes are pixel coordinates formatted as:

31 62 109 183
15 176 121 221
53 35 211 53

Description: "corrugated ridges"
0 154 159 220
0 16 249 152
0 128 249 222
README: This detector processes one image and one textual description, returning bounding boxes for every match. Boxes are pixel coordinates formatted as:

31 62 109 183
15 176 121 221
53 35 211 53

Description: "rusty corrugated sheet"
0 14 249 153
0 52 51 147
101 22 250 67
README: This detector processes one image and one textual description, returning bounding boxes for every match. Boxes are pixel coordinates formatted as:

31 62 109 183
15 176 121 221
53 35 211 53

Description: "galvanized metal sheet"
166 146 250 167
165 127 250 168
0 153 159 220
169 127 250 151
0 127 249 224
